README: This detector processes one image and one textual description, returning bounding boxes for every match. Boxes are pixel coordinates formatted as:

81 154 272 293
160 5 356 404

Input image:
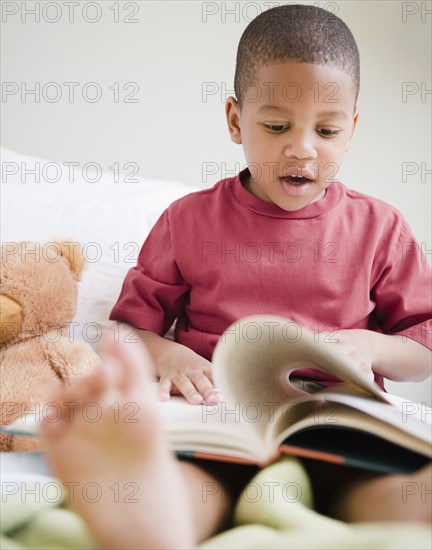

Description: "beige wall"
2 0 431 404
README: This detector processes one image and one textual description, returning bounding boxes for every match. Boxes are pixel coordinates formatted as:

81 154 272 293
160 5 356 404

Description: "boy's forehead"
255 61 352 87
246 61 356 108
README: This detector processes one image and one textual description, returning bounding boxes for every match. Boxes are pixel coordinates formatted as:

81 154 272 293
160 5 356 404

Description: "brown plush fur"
0 241 101 451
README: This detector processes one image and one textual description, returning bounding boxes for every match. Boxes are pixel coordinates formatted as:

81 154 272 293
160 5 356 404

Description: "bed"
1 147 430 549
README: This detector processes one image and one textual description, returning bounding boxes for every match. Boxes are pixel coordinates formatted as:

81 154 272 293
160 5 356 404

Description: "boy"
41 4 431 549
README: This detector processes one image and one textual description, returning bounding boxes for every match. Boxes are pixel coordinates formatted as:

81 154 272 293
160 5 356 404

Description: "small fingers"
158 378 172 401
171 375 204 404
190 372 220 403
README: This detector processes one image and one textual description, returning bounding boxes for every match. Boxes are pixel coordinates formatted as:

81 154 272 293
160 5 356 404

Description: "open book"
158 315 431 474
3 315 431 474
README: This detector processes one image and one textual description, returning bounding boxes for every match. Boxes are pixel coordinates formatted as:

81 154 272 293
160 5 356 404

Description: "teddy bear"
0 240 102 451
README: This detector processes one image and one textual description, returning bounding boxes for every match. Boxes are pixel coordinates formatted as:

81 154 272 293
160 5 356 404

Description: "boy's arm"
108 323 220 405
347 217 431 383
330 329 431 383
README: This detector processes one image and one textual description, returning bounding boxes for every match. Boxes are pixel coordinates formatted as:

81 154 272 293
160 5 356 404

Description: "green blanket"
1 457 430 550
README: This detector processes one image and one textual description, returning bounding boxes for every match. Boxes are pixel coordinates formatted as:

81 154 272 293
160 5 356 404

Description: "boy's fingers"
203 365 214 383
158 378 172 401
191 373 220 403
173 375 203 405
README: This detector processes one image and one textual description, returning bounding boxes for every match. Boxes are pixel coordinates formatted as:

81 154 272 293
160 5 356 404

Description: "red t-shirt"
110 168 432 388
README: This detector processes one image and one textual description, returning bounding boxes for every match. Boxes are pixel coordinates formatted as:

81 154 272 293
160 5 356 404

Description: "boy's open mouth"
281 175 313 186
279 174 316 197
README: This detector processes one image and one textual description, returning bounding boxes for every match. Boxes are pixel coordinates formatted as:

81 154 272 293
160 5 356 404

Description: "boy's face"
226 61 359 211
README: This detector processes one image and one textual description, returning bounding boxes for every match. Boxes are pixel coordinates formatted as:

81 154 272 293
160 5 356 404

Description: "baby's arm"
329 329 431 383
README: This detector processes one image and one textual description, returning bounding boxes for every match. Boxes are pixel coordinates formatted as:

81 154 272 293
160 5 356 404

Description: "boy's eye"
317 128 341 137
264 124 289 133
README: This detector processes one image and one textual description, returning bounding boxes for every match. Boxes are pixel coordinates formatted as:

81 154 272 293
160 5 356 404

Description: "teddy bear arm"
46 336 102 383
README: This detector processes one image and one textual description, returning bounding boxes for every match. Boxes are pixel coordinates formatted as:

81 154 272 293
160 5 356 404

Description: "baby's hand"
157 346 220 405
320 329 375 383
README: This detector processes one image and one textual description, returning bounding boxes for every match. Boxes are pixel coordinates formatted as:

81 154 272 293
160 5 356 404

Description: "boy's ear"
225 96 242 145
345 108 359 152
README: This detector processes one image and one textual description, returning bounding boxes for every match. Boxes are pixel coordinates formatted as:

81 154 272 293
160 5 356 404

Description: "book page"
158 396 268 462
0 392 269 463
212 315 389 441
266 388 432 457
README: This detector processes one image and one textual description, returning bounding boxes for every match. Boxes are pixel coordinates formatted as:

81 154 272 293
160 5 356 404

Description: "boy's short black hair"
234 4 360 109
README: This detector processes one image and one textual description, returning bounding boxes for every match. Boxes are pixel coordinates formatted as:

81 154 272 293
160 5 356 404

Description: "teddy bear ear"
52 240 85 280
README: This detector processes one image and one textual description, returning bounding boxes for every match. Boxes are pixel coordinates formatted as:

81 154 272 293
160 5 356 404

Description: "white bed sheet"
1 147 199 345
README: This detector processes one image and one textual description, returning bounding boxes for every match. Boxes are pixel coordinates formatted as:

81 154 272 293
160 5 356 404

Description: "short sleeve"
372 219 432 349
109 209 190 335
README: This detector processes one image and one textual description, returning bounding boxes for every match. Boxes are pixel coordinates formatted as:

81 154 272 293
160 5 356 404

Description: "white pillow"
1 147 199 346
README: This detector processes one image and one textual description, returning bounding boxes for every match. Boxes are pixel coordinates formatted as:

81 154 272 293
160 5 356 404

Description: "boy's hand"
321 329 376 383
156 345 220 405
325 328 432 383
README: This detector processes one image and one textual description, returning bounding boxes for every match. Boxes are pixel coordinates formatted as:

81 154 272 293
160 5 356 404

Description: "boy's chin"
276 188 327 211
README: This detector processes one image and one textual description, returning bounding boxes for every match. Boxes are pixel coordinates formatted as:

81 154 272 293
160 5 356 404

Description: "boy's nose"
282 134 317 160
